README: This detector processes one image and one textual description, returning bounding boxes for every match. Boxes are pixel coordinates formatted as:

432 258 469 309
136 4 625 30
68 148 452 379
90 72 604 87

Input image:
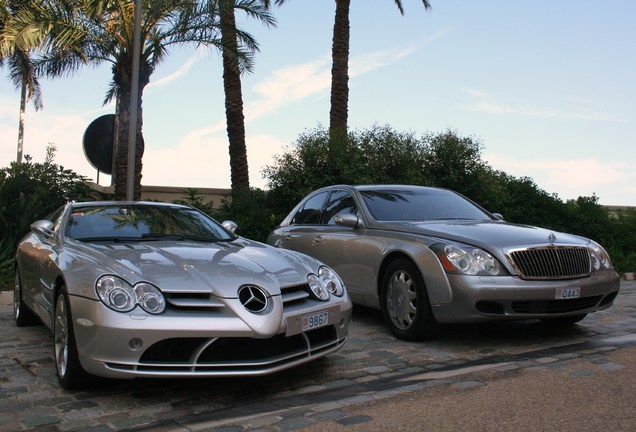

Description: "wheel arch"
48 275 68 328
377 247 453 306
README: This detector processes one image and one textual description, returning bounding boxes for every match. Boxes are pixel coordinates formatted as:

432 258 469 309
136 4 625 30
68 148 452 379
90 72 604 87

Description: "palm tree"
2 0 265 200
1 0 43 164
214 0 275 193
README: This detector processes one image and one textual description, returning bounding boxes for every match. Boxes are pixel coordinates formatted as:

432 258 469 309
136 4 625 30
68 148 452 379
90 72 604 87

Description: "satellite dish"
83 114 115 174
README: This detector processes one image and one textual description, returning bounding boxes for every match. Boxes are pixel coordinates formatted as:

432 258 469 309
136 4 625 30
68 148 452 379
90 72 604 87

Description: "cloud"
461 89 623 122
247 55 332 121
146 48 207 91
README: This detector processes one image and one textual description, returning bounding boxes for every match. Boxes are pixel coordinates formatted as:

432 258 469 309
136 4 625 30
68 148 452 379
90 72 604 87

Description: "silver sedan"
267 185 620 341
14 201 351 389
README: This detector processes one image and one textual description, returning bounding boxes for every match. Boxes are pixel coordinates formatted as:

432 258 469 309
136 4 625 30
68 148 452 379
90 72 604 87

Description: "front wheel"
381 258 437 341
54 288 94 389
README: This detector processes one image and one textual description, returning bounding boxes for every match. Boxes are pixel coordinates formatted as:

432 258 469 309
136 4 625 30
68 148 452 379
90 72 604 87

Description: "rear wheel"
54 287 94 389
381 258 437 341
540 314 588 326
14 269 38 326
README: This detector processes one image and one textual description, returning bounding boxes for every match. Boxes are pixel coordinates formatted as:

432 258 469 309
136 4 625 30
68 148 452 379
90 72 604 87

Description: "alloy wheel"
386 269 417 330
54 294 69 378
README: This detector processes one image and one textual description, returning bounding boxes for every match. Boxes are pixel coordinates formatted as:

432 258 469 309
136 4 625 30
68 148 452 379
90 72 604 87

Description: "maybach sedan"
267 185 620 341
14 201 351 389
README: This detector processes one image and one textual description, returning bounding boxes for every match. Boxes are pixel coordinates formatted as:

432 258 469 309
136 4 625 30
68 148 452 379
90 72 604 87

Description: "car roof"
324 184 444 193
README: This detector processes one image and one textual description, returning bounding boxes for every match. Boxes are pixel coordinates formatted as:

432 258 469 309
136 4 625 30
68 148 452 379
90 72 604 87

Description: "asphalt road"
1 280 635 431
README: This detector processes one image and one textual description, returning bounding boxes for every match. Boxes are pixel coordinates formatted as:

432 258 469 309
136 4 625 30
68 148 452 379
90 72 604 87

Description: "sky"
1 1 635 206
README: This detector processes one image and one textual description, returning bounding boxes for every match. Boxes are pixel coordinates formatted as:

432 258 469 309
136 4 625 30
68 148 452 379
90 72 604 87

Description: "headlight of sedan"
588 241 613 271
96 276 166 314
432 243 505 276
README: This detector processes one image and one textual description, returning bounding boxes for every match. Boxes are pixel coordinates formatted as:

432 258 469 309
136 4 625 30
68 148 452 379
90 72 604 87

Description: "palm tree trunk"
221 1 250 193
16 82 27 163
329 0 350 142
113 61 149 201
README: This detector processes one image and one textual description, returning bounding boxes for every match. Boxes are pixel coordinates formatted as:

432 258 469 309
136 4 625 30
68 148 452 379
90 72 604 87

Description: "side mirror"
334 213 359 228
222 220 238 233
31 220 55 237
492 213 504 221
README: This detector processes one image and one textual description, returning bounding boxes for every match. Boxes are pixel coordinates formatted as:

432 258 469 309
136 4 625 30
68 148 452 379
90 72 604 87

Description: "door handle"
313 235 323 244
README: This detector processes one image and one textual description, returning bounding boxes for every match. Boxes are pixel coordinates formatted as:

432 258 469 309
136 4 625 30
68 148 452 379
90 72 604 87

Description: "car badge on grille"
238 285 268 313
548 233 557 244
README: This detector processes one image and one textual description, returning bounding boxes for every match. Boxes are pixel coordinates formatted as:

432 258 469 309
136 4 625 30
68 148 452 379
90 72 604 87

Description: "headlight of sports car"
588 240 613 271
96 276 166 314
307 273 331 301
432 243 505 276
319 266 345 297
135 283 166 314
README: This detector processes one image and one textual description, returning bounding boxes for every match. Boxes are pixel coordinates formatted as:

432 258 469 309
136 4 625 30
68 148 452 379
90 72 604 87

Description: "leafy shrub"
0 146 92 290
210 189 277 243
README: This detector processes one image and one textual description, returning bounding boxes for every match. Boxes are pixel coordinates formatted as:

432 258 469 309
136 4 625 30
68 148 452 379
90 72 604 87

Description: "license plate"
555 287 580 299
302 310 329 331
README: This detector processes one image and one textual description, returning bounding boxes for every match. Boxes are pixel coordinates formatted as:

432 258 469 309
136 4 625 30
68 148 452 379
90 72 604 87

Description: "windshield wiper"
141 234 220 243
73 236 143 242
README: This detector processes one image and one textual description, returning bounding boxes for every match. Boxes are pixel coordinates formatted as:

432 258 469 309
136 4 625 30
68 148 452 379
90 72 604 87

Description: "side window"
323 191 358 225
291 192 329 225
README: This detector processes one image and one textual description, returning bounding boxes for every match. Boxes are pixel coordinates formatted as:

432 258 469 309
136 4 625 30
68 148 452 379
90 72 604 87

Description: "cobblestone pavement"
1 281 635 432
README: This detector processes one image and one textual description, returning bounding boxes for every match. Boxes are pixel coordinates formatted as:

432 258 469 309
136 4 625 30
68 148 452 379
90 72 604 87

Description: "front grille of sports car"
104 325 344 375
163 283 313 311
508 246 591 280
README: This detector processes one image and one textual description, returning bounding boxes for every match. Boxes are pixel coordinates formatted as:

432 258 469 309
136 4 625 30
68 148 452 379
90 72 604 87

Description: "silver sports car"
14 201 351 389
267 185 620 341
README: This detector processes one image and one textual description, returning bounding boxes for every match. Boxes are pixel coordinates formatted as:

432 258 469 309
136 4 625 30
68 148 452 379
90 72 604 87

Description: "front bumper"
68 294 352 379
431 269 620 324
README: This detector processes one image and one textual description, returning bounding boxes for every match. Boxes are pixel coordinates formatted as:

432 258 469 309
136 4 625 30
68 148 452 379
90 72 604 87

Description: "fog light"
129 338 143 351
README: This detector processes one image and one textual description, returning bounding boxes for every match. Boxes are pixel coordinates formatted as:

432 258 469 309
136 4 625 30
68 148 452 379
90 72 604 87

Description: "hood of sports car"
379 220 588 251
66 238 317 298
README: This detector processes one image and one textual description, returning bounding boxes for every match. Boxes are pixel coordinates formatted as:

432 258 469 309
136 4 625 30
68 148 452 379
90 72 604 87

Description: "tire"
540 314 588 326
381 258 437 341
14 269 39 327
54 287 94 389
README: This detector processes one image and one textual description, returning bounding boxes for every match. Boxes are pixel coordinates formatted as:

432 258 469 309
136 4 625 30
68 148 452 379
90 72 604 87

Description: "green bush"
0 146 92 290
210 189 278 243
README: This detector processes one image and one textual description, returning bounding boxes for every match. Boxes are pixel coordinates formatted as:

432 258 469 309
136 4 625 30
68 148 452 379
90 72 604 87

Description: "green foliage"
174 188 215 214
0 145 92 290
210 189 278 243
174 188 275 243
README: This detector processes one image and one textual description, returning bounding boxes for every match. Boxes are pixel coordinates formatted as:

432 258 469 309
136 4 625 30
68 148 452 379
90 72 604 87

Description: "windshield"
360 188 493 222
65 204 234 242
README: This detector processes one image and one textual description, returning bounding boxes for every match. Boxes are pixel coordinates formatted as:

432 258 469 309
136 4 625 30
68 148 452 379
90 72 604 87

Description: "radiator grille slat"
509 247 591 279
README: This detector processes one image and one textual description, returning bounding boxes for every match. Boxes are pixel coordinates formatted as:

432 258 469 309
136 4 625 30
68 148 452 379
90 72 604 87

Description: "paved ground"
1 281 635 432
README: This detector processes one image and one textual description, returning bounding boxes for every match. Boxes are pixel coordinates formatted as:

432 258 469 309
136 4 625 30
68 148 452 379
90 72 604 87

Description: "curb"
623 272 635 281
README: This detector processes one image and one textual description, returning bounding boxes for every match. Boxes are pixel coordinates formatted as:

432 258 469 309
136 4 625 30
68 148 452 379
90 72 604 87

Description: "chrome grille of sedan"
508 246 591 280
